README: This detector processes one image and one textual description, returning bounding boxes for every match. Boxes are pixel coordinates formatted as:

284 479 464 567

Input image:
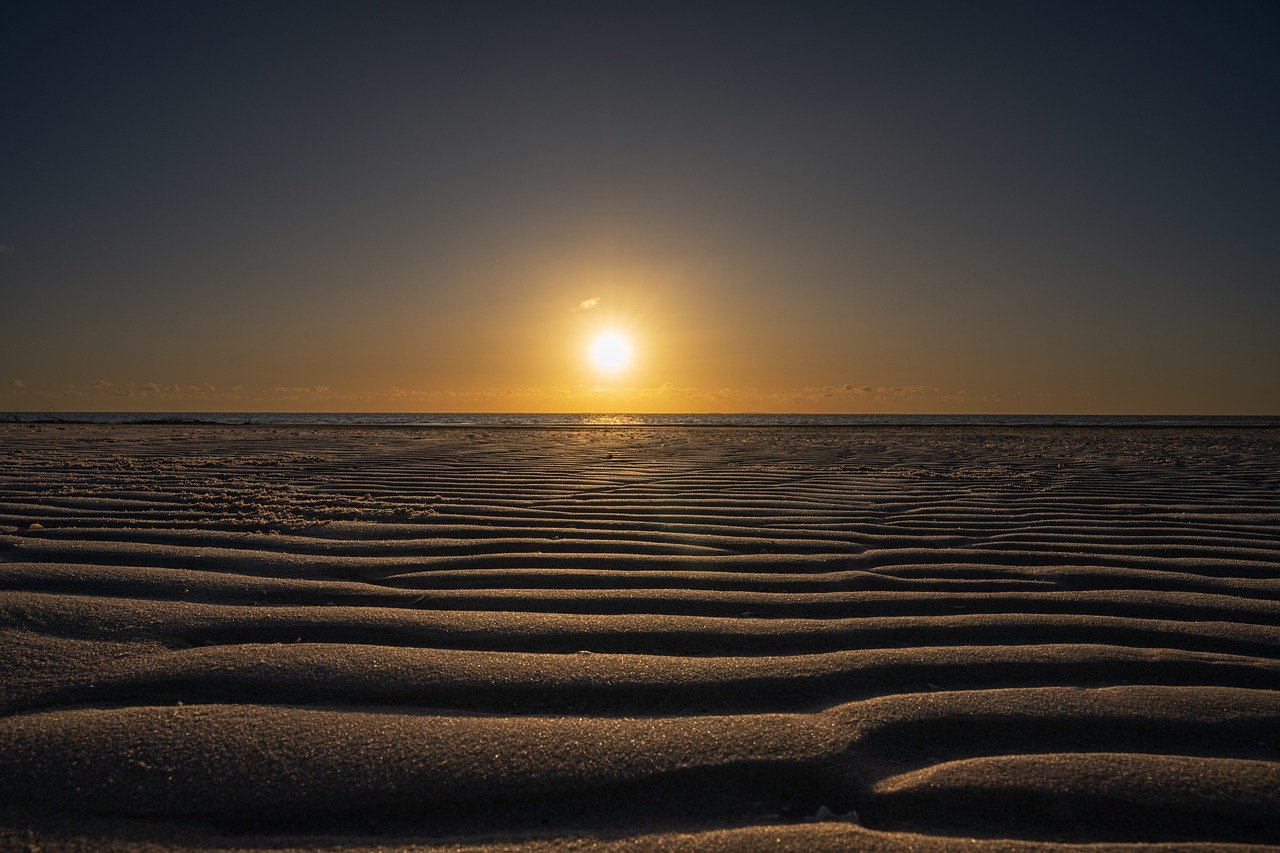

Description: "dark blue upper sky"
3 1 1277 412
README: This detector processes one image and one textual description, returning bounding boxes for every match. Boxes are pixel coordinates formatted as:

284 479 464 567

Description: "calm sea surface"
3 413 1277 428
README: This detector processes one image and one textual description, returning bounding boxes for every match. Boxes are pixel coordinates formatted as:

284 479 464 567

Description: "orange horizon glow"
3 241 1277 417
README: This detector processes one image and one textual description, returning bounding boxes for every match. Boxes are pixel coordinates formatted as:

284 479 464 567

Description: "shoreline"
4 416 1280 429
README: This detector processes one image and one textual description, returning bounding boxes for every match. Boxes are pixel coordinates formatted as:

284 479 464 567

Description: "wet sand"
1 424 1278 849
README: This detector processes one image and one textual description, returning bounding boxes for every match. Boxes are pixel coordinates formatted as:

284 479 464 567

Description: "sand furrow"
1 688 1277 843
6 632 1277 716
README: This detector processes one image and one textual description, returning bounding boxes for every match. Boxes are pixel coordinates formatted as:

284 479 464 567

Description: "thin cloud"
272 385 331 395
388 387 434 399
938 389 1015 403
103 381 222 399
786 384 933 401
0 244 12 255
576 297 601 311
9 379 24 390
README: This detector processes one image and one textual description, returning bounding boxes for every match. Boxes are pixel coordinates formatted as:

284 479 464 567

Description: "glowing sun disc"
589 331 633 372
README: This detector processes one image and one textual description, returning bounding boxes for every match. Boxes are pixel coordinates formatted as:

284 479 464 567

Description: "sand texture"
1 424 1278 850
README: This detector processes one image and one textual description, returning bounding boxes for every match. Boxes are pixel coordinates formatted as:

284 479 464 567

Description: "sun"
588 330 634 373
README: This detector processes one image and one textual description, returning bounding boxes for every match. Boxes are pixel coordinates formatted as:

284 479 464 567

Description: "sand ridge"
1 424 1278 848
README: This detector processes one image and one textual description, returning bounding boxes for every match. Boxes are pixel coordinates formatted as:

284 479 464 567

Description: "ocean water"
3 412 1277 428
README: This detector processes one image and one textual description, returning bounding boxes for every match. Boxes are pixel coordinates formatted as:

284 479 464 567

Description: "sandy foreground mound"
1 424 1277 850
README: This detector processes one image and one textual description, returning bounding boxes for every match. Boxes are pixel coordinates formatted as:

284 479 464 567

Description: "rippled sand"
1 424 1278 849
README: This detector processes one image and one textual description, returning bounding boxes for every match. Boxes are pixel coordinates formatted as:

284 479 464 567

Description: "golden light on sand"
588 330 634 373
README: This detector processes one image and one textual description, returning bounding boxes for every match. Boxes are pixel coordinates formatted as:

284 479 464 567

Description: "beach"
1 423 1278 849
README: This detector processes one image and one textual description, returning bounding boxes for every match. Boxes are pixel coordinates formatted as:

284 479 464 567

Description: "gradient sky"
3 0 1277 413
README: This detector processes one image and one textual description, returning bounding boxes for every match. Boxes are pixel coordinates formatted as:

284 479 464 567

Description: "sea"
3 413 1277 428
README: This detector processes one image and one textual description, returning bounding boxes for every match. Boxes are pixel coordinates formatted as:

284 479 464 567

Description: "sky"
2 0 1277 414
